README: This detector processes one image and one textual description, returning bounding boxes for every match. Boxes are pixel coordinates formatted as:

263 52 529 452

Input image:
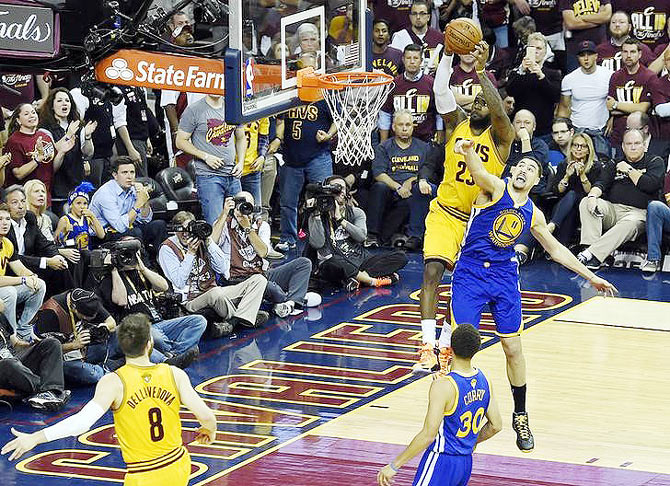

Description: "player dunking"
2 313 217 486
377 324 502 486
443 139 617 451
416 40 514 372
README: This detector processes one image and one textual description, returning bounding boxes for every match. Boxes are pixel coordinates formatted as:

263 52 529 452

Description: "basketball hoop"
298 68 394 166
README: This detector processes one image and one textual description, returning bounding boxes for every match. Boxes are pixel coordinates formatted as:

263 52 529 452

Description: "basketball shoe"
435 347 453 378
512 412 535 452
412 343 438 373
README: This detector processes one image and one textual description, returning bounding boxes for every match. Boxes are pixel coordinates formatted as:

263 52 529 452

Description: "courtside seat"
155 167 201 217
136 176 168 214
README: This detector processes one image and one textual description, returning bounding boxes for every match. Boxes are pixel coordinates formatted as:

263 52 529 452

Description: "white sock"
438 326 452 349
421 319 436 345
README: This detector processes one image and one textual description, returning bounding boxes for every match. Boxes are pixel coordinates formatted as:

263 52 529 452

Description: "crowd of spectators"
1 0 670 411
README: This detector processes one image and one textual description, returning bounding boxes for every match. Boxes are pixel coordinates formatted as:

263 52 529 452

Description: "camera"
90 238 142 270
182 219 212 240
306 183 343 213
231 196 255 216
81 80 124 106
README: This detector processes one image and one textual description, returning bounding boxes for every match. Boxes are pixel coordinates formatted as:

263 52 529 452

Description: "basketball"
444 18 483 55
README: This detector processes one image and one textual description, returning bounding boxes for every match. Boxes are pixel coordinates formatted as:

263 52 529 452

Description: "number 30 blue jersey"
431 369 490 455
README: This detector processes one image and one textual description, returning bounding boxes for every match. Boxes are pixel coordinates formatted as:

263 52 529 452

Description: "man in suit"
5 186 74 297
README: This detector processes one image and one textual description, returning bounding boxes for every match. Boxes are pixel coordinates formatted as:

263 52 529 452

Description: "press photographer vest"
39 297 87 360
227 219 264 280
161 239 216 300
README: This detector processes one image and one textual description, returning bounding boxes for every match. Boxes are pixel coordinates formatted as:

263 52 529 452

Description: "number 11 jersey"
437 119 506 216
113 363 184 465
433 369 491 455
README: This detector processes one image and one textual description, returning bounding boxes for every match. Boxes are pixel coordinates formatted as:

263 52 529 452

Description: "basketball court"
1 256 669 485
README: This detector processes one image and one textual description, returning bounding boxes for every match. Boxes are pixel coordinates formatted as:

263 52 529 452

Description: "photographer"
89 157 167 258
159 211 267 335
31 289 117 386
307 176 408 291
96 238 205 369
212 194 320 318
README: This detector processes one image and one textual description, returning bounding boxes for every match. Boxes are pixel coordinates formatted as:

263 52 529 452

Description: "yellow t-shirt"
0 237 16 277
436 120 507 217
242 118 270 176
113 363 183 465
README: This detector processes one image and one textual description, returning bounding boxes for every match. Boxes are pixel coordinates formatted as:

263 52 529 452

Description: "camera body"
89 238 142 270
232 196 255 216
307 183 343 213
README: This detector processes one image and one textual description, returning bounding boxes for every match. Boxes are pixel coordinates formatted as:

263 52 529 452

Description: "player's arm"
1 373 121 461
455 139 505 196
530 208 618 295
472 42 515 156
476 381 502 443
433 49 467 139
377 379 455 486
172 367 217 444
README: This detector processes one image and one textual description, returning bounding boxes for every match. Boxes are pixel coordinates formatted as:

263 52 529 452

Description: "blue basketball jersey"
460 180 536 263
65 214 92 250
431 369 491 456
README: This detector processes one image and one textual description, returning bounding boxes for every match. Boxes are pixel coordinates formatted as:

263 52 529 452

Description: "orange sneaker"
436 347 453 378
412 343 438 373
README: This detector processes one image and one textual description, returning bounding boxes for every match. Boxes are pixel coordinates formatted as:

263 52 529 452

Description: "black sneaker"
344 277 360 292
364 236 379 248
512 412 535 452
515 250 528 265
166 345 199 369
209 321 234 339
403 236 422 252
255 310 270 327
578 252 601 270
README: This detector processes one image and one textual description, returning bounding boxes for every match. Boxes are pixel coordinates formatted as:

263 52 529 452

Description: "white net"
320 73 394 166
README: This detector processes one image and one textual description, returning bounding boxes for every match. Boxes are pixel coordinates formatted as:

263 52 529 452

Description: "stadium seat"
136 176 168 213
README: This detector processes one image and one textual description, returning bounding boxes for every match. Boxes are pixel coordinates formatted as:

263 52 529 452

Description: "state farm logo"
105 59 134 81
95 49 225 95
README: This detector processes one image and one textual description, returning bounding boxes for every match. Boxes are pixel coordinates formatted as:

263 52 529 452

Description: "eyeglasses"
409 12 430 16
572 143 588 149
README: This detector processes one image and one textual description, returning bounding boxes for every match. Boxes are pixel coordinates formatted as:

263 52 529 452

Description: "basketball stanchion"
297 67 394 166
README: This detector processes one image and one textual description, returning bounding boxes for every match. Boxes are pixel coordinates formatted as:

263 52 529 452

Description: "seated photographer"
307 176 408 291
212 194 320 319
5 186 75 297
159 211 268 335
0 312 71 411
89 156 167 258
96 238 205 368
0 203 47 341
31 289 117 386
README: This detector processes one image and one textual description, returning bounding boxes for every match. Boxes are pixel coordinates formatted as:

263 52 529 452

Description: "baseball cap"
577 40 597 55
71 289 100 320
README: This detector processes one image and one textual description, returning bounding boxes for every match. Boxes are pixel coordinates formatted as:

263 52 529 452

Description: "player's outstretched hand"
377 464 397 486
194 426 216 445
454 138 474 155
1 428 39 461
589 276 618 296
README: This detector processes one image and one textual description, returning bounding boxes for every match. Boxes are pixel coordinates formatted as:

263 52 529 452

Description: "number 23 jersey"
432 369 491 455
113 363 183 464
437 120 506 216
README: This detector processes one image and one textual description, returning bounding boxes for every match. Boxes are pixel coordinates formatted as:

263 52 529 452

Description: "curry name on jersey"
433 369 491 455
438 120 506 219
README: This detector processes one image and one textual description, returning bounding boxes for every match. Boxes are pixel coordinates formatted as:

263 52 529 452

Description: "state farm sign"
0 2 58 58
95 50 224 95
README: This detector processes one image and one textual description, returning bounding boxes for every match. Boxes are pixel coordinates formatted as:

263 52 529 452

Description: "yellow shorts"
423 199 469 266
124 447 191 486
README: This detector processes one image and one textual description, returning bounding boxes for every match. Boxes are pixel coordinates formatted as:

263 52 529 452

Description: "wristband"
389 462 400 472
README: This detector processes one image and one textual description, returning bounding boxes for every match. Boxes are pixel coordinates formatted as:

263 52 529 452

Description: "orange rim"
315 71 394 90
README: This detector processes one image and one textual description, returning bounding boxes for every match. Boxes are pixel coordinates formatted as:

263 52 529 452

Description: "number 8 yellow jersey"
437 120 507 216
113 363 183 465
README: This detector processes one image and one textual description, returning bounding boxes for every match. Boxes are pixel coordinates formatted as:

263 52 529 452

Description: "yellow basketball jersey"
113 363 183 465
436 120 507 218
242 117 270 176
0 237 15 277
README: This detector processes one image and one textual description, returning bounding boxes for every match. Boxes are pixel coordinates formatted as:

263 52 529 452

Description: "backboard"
225 0 370 124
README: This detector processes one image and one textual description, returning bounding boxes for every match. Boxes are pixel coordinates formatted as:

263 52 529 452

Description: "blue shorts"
450 257 523 337
412 450 472 486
